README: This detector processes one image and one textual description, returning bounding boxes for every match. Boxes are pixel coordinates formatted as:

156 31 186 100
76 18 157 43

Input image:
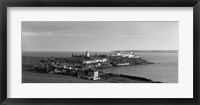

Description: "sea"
22 51 178 83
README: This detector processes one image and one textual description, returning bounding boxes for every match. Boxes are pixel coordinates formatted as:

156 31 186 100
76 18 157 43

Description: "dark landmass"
22 51 158 83
22 69 160 83
22 56 154 65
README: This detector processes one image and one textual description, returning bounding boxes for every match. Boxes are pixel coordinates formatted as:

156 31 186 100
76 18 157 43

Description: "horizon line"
22 50 178 52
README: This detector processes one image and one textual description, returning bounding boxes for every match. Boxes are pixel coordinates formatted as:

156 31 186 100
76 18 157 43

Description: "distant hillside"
111 50 178 53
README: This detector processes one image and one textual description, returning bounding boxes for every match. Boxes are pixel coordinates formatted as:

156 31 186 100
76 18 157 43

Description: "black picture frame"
0 0 200 105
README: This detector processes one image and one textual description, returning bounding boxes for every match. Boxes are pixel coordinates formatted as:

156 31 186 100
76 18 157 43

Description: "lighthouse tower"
86 51 90 57
130 51 133 55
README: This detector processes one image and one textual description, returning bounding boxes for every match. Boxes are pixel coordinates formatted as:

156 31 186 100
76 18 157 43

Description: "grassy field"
22 69 156 83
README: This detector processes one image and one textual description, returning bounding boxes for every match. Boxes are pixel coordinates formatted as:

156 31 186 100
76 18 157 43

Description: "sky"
22 21 178 52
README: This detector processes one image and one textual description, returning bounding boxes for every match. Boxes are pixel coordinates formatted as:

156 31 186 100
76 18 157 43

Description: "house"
88 71 100 80
83 57 108 64
110 51 140 58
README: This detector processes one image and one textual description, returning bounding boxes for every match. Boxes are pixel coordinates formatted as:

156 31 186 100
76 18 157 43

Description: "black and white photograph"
22 21 178 83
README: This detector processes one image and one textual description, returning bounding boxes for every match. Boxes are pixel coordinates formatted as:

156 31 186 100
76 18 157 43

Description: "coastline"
22 55 161 83
22 69 161 83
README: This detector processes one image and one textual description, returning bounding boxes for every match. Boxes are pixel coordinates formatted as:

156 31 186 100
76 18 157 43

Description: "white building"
86 51 90 57
110 51 139 58
83 58 108 64
88 71 100 80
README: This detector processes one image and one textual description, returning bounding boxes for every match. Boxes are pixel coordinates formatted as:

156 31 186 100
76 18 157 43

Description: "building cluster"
83 57 108 64
110 51 140 58
33 50 149 80
72 51 108 65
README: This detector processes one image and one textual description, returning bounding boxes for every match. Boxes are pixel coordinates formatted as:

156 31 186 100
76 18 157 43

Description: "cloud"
22 31 92 38
115 34 159 38
22 21 76 33
82 33 159 39
64 33 89 36
22 32 40 36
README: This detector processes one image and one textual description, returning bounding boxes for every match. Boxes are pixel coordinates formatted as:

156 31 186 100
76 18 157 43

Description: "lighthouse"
129 51 133 55
86 51 90 57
